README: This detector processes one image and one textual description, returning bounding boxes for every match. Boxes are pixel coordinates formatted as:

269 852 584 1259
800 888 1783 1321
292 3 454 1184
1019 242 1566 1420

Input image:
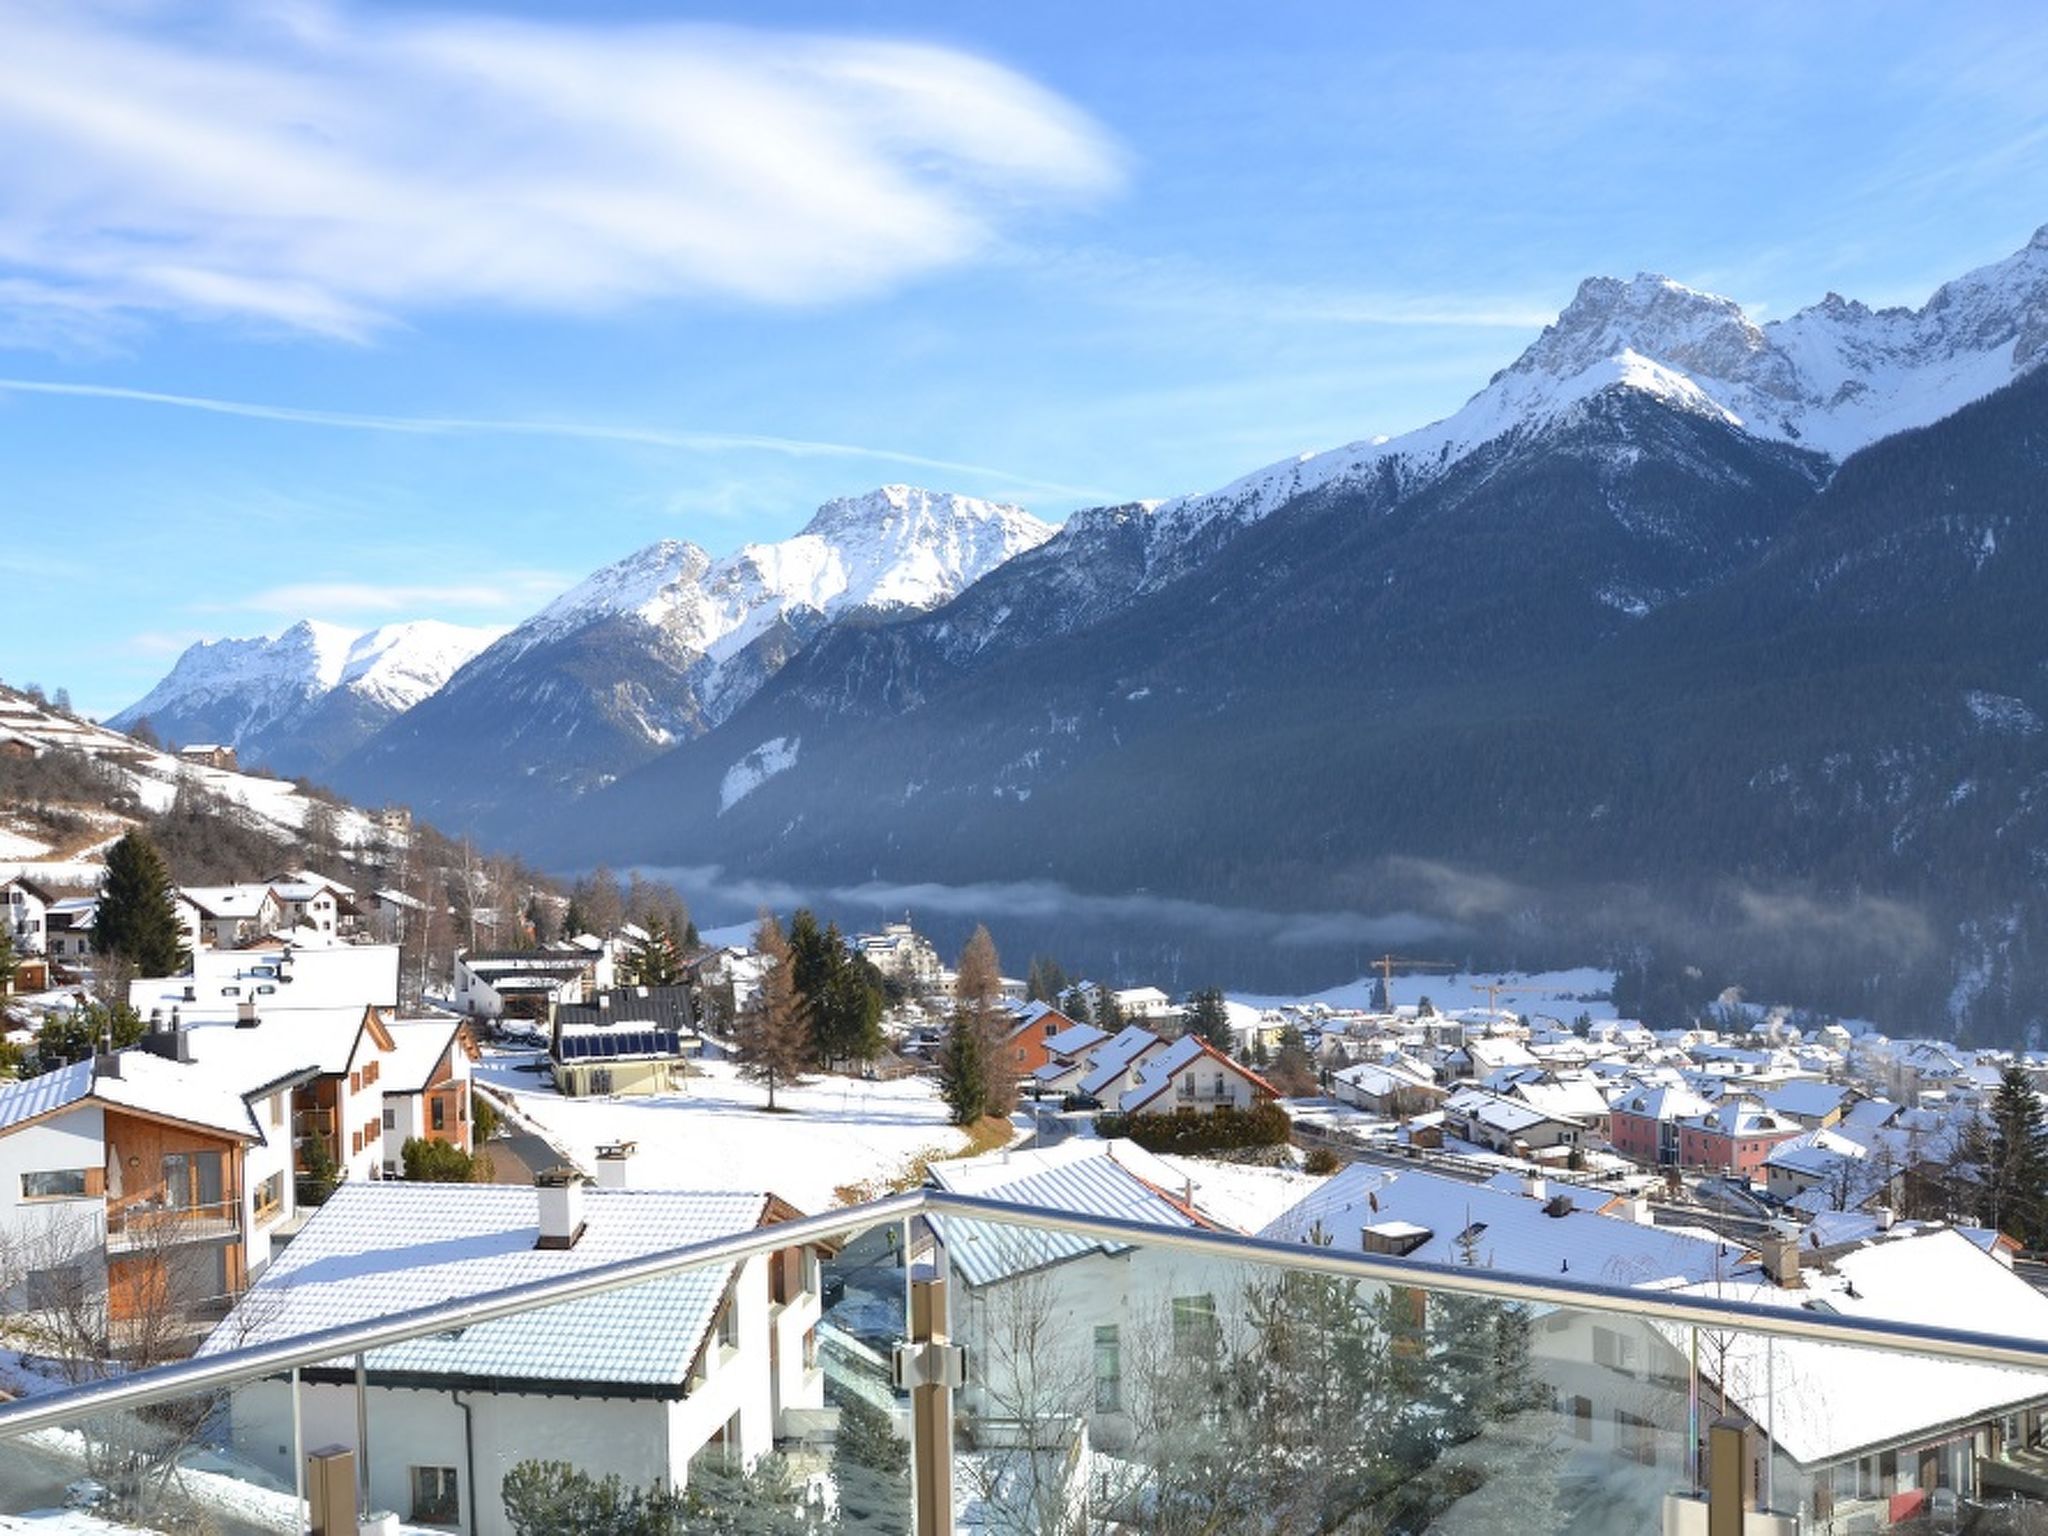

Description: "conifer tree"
94 830 185 976
1185 988 1234 1050
736 915 809 1112
1096 985 1125 1030
939 1007 989 1126
1979 1066 2048 1246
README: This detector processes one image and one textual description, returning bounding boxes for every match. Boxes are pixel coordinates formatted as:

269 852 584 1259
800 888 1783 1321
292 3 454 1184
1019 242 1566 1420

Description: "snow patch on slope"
719 736 800 814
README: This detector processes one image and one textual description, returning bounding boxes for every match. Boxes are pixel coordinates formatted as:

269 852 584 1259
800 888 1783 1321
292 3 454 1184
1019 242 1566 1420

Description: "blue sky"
4 0 2048 717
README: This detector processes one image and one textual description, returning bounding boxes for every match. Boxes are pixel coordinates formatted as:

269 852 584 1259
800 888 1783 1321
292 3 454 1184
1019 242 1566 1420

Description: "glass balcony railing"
3 1187 2048 1534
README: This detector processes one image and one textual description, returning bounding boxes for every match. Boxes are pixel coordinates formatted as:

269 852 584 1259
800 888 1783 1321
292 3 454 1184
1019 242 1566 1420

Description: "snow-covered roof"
1118 1035 1277 1113
1670 1230 2048 1466
1263 1165 1736 1287
179 884 274 919
1611 1082 1715 1121
1758 1080 1853 1120
380 1017 466 1093
0 1052 259 1141
927 1140 1209 1287
201 1182 779 1387
1764 1128 1867 1178
1077 1026 1166 1098
1041 1022 1109 1058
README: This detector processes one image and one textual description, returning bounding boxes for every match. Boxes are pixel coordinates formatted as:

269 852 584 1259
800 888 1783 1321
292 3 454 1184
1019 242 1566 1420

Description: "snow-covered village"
5 679 2048 1535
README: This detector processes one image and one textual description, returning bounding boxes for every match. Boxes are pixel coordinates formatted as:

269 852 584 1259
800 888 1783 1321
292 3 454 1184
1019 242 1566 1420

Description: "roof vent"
1544 1195 1575 1218
535 1167 588 1250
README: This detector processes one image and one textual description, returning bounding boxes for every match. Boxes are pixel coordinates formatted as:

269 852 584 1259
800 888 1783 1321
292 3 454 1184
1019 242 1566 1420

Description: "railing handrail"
7 1184 2048 1442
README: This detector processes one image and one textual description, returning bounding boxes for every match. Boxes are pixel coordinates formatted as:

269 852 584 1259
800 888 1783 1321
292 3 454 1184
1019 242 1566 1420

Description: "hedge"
1094 1101 1292 1155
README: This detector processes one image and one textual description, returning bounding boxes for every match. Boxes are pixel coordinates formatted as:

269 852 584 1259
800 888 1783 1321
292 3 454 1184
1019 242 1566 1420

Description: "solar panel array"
557 1028 684 1061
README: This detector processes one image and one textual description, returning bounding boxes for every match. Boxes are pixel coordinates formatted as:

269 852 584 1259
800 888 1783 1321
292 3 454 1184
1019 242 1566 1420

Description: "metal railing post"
908 1265 954 1536
1708 1418 1750 1536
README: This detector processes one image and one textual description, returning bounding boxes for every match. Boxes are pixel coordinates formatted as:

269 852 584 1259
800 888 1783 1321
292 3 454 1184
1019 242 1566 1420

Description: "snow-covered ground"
1231 966 1618 1020
476 1054 970 1213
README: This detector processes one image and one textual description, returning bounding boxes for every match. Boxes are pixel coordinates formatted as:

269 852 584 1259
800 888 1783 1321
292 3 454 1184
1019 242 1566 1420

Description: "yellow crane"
1471 980 1520 1015
1367 954 1458 1004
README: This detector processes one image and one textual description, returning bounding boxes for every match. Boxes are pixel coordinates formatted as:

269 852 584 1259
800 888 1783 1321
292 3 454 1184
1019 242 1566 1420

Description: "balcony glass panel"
2 1193 2048 1535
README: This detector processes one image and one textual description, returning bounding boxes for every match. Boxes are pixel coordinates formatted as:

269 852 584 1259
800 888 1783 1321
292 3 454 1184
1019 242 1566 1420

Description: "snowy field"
477 1054 972 1213
1232 966 1618 1020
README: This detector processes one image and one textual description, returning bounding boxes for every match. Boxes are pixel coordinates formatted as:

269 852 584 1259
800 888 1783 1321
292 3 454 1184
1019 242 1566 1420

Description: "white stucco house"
206 1177 830 1536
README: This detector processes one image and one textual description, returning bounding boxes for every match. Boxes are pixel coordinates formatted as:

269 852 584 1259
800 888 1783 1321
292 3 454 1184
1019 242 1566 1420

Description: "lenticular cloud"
0 3 1124 339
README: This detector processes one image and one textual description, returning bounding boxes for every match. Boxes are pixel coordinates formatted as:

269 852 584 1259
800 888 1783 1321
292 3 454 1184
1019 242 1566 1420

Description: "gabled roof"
928 1140 1212 1287
1041 1021 1109 1058
1611 1082 1715 1121
0 1052 260 1142
556 985 697 1034
380 1017 468 1092
180 884 276 919
1759 1079 1853 1119
199 1183 781 1387
1669 1230 2048 1467
1264 1165 1734 1287
1077 1026 1167 1098
1117 1035 1279 1114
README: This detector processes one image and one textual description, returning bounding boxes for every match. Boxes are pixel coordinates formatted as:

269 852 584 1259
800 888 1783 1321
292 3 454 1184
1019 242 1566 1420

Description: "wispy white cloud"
0 378 1112 499
0 2 1123 340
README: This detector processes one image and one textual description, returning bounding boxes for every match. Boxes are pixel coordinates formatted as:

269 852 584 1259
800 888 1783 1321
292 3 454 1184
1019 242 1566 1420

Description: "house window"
352 1130 363 1155
717 1299 739 1351
383 1107 396 1131
1171 1295 1218 1359
270 1093 285 1127
253 1172 285 1221
1593 1325 1635 1373
409 1466 460 1526
21 1169 90 1200
1094 1325 1123 1413
1571 1395 1593 1441
803 1324 820 1371
431 1098 446 1132
363 1061 379 1087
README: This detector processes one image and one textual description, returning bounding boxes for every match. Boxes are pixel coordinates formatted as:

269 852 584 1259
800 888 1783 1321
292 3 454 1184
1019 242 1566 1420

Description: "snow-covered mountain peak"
1504 273 1791 403
519 538 714 647
109 617 500 771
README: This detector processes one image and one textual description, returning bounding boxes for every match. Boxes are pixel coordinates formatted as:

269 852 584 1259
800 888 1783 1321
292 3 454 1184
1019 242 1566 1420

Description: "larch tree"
736 914 809 1112
94 830 185 977
950 925 1014 1120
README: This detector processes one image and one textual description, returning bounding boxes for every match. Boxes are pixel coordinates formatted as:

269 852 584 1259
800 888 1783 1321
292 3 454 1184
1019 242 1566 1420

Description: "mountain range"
117 224 2048 1036
110 619 500 779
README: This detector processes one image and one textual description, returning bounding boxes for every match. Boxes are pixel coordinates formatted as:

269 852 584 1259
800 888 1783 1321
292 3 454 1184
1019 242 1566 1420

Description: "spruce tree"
940 1006 990 1126
1185 988 1234 1049
1981 1066 2048 1246
95 830 184 976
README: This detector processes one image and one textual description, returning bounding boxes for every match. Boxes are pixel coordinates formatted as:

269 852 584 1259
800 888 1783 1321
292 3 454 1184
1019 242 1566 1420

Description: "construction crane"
1367 954 1458 1004
1471 980 1520 1015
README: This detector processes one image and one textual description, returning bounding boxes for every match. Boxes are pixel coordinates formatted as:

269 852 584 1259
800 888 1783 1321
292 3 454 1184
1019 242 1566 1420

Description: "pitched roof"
927 1140 1210 1287
0 1052 260 1142
199 1182 777 1387
1118 1035 1279 1113
1263 1165 1736 1287
1077 1026 1167 1098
